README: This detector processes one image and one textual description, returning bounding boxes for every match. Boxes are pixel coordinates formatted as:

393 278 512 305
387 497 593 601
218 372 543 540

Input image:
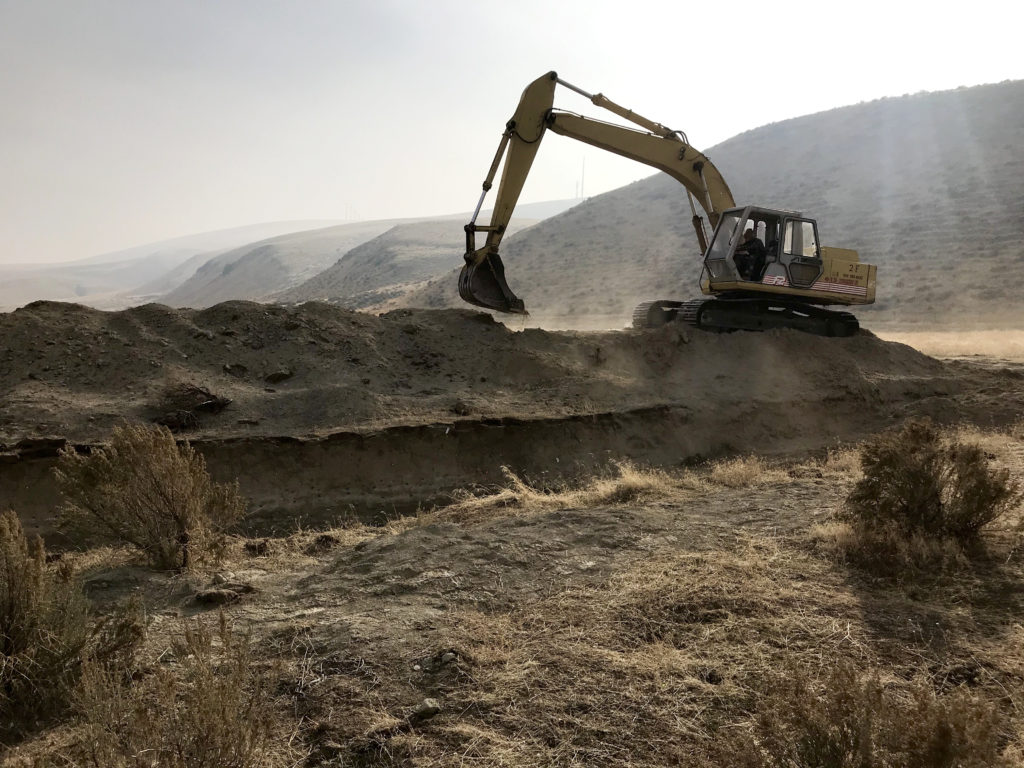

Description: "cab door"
781 218 823 288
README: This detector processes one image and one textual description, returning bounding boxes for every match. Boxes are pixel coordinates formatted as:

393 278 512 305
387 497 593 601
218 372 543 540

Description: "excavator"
459 71 876 336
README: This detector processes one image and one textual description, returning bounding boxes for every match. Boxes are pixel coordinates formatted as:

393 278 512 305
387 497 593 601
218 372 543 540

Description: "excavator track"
633 297 859 337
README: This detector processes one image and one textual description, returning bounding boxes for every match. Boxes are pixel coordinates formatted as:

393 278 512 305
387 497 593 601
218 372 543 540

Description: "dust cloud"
876 330 1024 362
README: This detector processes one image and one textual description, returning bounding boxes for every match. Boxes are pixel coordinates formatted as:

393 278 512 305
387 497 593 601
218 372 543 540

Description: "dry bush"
0 510 90 738
56 424 245 570
718 661 1006 767
154 383 232 432
0 511 141 740
844 419 1022 541
72 615 288 768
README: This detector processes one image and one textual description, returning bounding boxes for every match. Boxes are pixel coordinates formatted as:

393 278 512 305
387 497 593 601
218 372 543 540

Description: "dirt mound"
2 300 1022 539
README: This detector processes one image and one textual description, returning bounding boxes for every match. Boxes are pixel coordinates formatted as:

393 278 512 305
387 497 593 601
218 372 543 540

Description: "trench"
0 396 883 547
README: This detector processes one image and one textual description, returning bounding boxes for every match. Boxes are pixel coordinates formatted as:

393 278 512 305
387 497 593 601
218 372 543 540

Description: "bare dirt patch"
2 301 1024 541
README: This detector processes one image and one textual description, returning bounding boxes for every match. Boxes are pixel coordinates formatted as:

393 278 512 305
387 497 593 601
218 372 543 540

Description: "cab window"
783 220 819 259
705 212 743 260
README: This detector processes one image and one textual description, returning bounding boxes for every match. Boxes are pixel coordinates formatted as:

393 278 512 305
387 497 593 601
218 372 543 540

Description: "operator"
734 228 766 281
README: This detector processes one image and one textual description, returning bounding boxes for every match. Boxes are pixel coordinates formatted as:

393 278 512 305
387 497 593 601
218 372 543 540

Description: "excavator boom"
461 71 735 314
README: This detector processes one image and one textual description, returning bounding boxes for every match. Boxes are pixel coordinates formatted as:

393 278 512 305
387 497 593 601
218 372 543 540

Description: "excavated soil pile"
2 300 1022 539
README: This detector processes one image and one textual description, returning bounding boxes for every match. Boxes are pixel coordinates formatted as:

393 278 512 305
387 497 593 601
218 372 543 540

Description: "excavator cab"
702 206 825 291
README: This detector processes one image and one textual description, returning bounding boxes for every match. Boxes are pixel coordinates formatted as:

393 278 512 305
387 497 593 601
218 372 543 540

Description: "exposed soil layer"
2 300 1022 541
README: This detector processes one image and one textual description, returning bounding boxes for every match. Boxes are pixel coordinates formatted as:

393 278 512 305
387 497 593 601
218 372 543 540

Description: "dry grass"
216 520 381 572
0 511 91 741
392 539 877 766
706 455 790 488
717 660 1007 767
419 457 794 527
328 531 1017 767
10 425 1023 766
284 430 1022 765
817 445 862 476
56 423 246 570
70 615 297 768
809 520 968 574
414 462 678 527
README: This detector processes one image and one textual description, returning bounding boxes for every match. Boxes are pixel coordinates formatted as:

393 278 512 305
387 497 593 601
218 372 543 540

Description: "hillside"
396 80 1024 330
159 199 582 310
0 220 341 311
277 218 536 308
159 220 415 308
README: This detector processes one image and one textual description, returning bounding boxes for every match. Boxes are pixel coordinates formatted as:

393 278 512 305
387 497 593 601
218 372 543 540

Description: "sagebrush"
74 615 282 768
844 419 1021 540
56 423 245 569
0 510 90 739
720 661 1006 767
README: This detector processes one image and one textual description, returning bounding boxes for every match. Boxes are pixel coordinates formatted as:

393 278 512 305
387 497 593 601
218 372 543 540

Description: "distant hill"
158 199 581 309
276 218 536 308
0 220 341 311
158 220 417 309
396 80 1024 330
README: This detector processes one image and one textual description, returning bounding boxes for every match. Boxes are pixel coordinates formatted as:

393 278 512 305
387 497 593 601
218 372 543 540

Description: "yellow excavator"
460 71 876 336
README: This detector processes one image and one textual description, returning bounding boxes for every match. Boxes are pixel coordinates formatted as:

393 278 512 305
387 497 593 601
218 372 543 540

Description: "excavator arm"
460 71 736 314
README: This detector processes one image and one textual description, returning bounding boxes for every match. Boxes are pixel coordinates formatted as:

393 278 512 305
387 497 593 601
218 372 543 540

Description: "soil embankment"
2 300 1022 540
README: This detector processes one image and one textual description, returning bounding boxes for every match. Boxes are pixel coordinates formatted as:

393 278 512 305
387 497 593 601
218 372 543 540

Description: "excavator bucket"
458 252 526 314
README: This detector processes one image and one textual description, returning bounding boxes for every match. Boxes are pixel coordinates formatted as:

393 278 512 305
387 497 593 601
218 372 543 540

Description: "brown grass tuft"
818 445 863 476
429 461 676 525
425 456 796 528
809 520 967 574
56 423 246 570
706 455 790 488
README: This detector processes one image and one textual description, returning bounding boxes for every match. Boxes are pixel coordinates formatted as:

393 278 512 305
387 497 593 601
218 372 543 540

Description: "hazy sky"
2 0 1022 263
